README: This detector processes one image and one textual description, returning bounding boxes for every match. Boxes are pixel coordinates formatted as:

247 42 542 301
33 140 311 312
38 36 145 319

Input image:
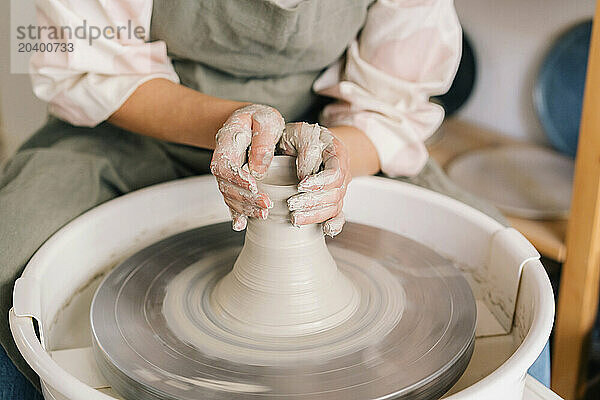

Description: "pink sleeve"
30 0 180 127
313 0 462 177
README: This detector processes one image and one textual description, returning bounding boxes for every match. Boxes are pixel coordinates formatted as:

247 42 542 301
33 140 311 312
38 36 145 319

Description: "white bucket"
9 176 558 399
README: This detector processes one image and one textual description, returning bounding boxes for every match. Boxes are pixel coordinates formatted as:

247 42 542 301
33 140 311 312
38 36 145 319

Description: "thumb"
296 123 327 180
247 106 285 178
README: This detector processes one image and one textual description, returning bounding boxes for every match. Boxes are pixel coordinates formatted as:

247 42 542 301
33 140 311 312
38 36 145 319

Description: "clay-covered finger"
247 106 285 178
290 202 342 226
297 137 348 192
213 112 253 166
211 162 258 194
278 122 301 156
224 198 269 220
218 180 272 209
295 123 326 180
297 163 343 192
210 107 262 192
323 211 345 237
229 209 248 231
287 189 342 212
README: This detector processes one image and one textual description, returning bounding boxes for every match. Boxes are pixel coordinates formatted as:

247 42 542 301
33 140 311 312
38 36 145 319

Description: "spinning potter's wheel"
91 157 476 400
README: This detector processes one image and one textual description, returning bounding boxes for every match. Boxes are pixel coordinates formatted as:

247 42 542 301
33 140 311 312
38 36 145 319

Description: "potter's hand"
211 104 285 231
279 122 350 237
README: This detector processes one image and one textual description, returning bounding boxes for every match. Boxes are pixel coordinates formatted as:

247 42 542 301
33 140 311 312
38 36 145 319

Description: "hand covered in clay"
211 104 285 231
279 122 351 237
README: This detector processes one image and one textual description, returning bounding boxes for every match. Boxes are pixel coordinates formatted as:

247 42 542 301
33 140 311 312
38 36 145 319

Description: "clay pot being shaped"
210 156 359 337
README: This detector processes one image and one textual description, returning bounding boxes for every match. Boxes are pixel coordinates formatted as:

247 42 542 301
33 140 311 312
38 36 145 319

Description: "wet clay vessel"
211 156 359 336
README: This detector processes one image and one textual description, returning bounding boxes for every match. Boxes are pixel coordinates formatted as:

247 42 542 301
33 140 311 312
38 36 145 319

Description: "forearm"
108 79 381 176
328 125 380 177
108 78 249 149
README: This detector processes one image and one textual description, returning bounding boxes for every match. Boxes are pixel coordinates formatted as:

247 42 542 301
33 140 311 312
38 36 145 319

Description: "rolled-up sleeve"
314 0 462 177
30 0 180 127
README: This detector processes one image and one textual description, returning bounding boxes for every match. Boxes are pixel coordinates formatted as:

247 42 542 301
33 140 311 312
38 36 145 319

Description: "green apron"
0 0 503 388
151 0 373 122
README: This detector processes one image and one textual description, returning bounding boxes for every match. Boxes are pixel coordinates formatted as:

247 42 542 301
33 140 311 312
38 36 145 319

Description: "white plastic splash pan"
9 176 559 399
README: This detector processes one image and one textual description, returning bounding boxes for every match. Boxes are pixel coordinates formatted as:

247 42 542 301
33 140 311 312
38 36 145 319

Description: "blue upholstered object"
0 345 42 400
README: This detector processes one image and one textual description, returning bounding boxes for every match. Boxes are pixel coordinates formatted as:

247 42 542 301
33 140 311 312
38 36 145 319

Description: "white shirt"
30 0 462 177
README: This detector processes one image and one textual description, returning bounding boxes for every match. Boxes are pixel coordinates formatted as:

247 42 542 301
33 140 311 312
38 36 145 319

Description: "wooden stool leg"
552 4 600 399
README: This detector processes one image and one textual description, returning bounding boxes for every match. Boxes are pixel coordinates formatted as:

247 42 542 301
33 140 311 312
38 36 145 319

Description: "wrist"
108 78 251 150
327 125 380 176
